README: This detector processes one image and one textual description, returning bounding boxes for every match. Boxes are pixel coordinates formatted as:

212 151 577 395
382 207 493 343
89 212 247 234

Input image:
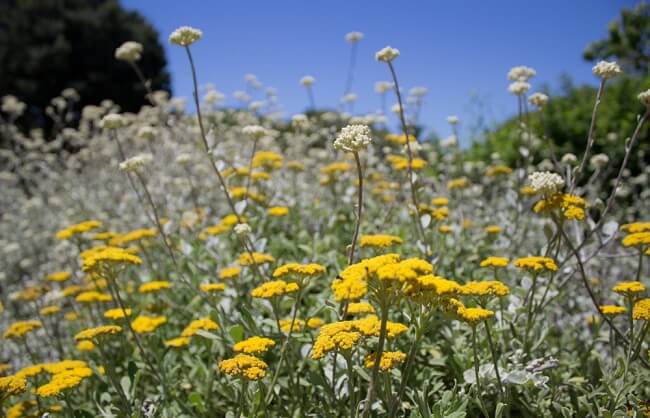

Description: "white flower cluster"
374 81 393 94
592 61 622 79
590 153 609 168
528 92 549 107
638 89 650 106
345 31 364 43
528 171 565 194
119 153 153 173
333 124 373 152
342 93 357 103
409 86 428 97
242 125 268 139
375 46 400 62
234 223 251 236
300 75 315 87
169 26 203 47
508 66 536 81
137 126 156 141
446 115 459 125
101 114 125 129
291 114 308 127
508 81 531 96
114 41 143 62
204 89 225 104
176 153 192 165
561 153 577 164
1 95 26 116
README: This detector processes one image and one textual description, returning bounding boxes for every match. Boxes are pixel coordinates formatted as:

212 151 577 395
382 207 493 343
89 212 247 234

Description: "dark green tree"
0 0 170 129
583 2 650 75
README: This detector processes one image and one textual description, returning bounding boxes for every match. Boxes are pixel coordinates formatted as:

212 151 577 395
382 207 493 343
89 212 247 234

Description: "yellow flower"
46 271 71 282
484 225 502 234
279 319 304 333
131 316 167 334
75 291 112 303
320 162 351 175
621 222 650 234
80 246 142 271
181 317 219 337
64 312 79 321
109 228 157 246
634 299 650 320
74 325 122 341
457 307 494 324
485 165 513 177
311 323 360 360
480 256 509 268
3 320 42 339
272 262 326 278
411 275 461 297
219 267 241 280
385 133 416 145
238 252 275 266
39 305 61 316
438 225 452 234
268 206 289 217
460 281 509 297
165 336 191 348
514 256 558 272
139 281 172 294
612 281 646 296
252 151 283 170
306 317 324 329
431 197 449 206
104 308 132 320
35 366 93 397
364 351 406 371
0 375 27 397
55 220 102 240
62 285 83 297
251 280 299 298
622 232 650 248
520 186 536 196
76 340 96 352
287 160 305 171
448 177 470 190
233 336 276 355
533 193 586 221
347 302 375 315
200 283 226 293
359 234 403 248
353 315 408 339
599 305 626 317
219 354 268 380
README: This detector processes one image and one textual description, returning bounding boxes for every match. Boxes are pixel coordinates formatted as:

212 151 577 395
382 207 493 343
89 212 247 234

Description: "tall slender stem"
348 152 363 265
361 291 388 418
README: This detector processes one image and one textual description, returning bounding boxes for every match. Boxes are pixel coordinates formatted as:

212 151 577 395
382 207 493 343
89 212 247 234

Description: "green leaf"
229 324 245 342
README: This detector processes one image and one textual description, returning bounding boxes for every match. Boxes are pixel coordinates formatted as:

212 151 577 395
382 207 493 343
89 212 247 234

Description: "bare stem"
348 152 363 265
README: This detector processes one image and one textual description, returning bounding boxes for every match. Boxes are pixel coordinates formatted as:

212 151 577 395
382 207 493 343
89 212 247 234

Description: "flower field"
1 25 650 418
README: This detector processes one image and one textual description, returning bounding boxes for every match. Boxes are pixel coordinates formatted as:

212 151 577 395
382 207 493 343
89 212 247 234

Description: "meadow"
1 26 650 417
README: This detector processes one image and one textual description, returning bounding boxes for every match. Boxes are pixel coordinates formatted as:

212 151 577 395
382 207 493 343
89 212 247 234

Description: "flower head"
345 31 364 43
300 75 315 86
119 153 153 173
115 41 143 62
169 26 202 46
334 124 373 152
375 46 400 62
528 92 549 107
528 171 565 195
592 61 622 79
507 65 536 81
233 336 276 355
219 354 268 380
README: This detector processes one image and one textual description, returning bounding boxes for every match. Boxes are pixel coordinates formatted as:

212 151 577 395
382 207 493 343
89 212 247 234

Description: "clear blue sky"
121 0 637 142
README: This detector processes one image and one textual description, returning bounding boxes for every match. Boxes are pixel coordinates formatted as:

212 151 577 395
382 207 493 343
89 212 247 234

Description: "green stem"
361 289 388 418
485 320 504 396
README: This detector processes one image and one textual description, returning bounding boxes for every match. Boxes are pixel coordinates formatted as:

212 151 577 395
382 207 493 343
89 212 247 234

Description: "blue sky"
121 0 636 142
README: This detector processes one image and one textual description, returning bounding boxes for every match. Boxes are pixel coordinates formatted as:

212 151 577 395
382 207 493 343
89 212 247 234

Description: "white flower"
242 125 268 139
300 75 315 87
446 115 459 125
169 26 203 46
342 93 357 103
204 90 225 104
374 81 393 94
176 153 192 165
248 101 264 111
440 135 457 148
345 31 364 43
409 87 428 97
528 171 565 194
101 113 125 129
589 153 609 168
561 153 577 164
115 41 143 62
638 89 650 106
291 114 308 127
119 153 153 173
137 126 156 141
334 124 373 152
1 95 26 116
375 46 400 62
508 81 531 96
592 61 622 79
234 223 251 236
391 103 403 114
507 66 536 81
528 92 549 107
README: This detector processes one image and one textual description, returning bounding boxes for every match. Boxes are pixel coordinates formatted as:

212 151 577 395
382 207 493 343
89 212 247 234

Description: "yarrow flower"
359 234 403 248
3 320 42 339
272 263 326 278
251 280 299 299
233 336 276 355
364 351 406 371
219 354 268 380
181 317 219 337
238 252 275 266
268 206 289 217
139 281 172 294
599 305 626 317
114 41 143 62
480 256 509 268
592 61 622 79
46 271 71 282
460 281 509 297
169 26 203 46
131 316 167 334
104 308 132 320
633 299 650 321
219 267 241 280
334 124 373 152
200 283 226 293
74 325 122 341
375 46 400 62
514 256 558 272
612 281 646 297
457 306 495 325
528 171 565 195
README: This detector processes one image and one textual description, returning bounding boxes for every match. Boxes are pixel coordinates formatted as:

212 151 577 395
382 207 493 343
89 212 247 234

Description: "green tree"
584 2 650 75
0 0 170 129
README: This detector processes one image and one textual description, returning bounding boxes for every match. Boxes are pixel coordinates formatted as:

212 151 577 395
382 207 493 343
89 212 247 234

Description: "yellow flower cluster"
219 354 268 380
3 320 42 339
252 150 283 170
0 375 27 397
385 133 416 144
359 234 403 248
268 206 289 217
410 275 461 297
364 351 406 371
200 214 245 238
233 336 276 355
320 162 351 176
533 193 587 221
633 299 650 321
480 256 509 268
599 305 626 316
181 317 219 337
104 308 132 319
109 228 157 246
200 283 226 293
131 316 167 334
431 197 449 206
286 160 305 171
460 281 509 297
621 222 650 234
55 220 102 240
81 246 142 271
612 281 646 296
484 225 502 234
46 271 71 282
272 262 326 278
251 280 299 298
448 177 470 190
74 325 122 341
347 302 375 315
238 252 275 266
219 267 241 279
76 340 95 352
331 254 401 301
485 164 513 177
386 155 426 171
39 305 61 316
139 280 172 293
457 306 495 324
36 365 93 397
75 290 112 303
514 256 558 272
622 232 650 248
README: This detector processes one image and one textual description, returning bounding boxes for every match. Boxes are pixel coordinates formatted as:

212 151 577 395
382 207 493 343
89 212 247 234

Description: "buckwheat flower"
101 113 125 129
137 126 156 141
561 153 578 164
242 124 268 140
300 75 315 86
345 31 364 43
1 95 27 116
508 81 531 96
507 65 536 81
334 124 373 152
528 171 565 195
589 153 609 169
375 81 393 94
592 61 622 79
638 89 650 106
375 46 400 62
291 113 308 127
119 153 153 173
409 86 428 97
114 41 143 62
169 26 202 46
446 115 459 125
204 89 225 104
528 92 549 107
234 223 251 236
342 93 358 103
